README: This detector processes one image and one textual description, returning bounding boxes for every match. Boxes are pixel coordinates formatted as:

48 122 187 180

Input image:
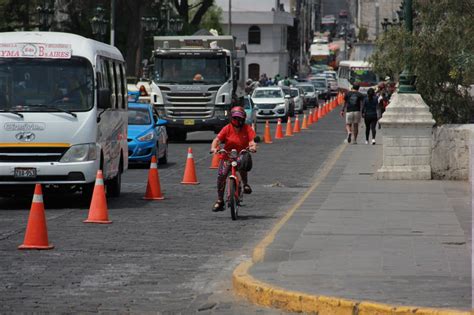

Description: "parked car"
127 103 168 164
309 77 331 100
242 95 257 132
296 83 318 108
251 87 291 120
290 87 304 113
281 86 296 117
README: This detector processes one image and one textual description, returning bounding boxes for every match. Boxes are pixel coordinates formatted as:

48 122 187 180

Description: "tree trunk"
190 0 214 26
122 0 145 77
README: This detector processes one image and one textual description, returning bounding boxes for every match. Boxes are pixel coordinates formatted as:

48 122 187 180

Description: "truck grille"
0 147 68 162
163 91 216 119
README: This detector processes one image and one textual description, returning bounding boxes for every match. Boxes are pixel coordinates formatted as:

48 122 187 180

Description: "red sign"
0 43 72 59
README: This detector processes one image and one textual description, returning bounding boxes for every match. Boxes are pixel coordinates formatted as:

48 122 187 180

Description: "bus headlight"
60 144 97 163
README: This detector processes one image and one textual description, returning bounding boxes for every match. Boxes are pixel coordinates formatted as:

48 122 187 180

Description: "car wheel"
158 143 168 165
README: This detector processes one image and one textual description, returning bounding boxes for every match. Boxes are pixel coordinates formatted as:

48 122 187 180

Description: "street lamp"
36 1 54 31
90 6 108 42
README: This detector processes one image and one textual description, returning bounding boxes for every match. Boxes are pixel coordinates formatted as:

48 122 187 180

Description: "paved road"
0 110 346 313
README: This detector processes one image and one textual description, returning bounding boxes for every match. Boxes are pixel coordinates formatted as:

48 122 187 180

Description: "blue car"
127 103 168 164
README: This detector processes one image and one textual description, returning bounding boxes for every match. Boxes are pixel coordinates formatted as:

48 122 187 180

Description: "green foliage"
370 0 474 124
357 26 368 42
199 5 223 35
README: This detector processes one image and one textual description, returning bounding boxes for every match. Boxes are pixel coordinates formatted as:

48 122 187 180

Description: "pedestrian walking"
362 88 379 145
340 84 364 144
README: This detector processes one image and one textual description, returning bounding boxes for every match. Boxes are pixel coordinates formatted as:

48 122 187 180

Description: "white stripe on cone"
95 177 104 186
32 194 43 203
150 162 158 169
187 153 193 159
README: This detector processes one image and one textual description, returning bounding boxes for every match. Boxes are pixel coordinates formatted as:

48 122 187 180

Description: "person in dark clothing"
341 84 364 144
362 88 379 145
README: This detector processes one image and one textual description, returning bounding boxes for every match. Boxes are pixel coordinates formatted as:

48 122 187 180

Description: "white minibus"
337 60 379 94
0 32 128 197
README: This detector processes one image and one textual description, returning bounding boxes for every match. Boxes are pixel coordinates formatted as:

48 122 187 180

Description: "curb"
232 143 471 315
233 261 470 315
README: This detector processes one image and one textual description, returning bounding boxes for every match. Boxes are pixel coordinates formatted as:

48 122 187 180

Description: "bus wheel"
106 159 122 198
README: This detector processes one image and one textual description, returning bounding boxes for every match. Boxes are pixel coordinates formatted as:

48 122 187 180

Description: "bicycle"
212 148 253 220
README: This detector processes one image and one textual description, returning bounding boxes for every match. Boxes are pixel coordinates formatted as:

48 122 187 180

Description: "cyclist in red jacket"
210 106 257 212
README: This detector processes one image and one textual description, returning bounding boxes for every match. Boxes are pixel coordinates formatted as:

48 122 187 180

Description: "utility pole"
228 0 232 35
375 1 380 38
110 0 115 46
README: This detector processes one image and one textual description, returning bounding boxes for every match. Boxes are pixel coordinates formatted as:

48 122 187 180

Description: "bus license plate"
183 119 195 126
14 168 37 179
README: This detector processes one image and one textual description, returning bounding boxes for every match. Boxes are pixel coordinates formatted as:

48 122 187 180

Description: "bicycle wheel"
228 178 238 220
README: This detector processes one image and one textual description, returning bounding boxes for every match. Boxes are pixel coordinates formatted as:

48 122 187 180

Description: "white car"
327 78 339 95
251 87 290 120
290 87 304 113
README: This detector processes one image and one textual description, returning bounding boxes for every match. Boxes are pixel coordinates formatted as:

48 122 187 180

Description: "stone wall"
431 125 474 180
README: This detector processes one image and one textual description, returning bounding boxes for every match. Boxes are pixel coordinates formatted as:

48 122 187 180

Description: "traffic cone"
18 184 54 250
313 106 319 123
275 118 284 139
301 114 308 130
209 152 220 169
264 120 273 144
293 115 301 133
181 147 199 185
84 170 112 224
285 117 293 137
308 110 313 125
144 155 164 200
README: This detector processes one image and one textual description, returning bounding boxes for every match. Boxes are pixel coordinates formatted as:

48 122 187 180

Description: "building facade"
216 0 294 80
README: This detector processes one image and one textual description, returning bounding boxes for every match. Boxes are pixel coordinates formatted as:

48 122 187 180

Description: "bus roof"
0 31 124 62
339 60 372 68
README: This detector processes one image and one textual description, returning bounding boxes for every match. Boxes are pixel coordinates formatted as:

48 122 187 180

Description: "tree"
370 0 474 124
174 0 214 34
198 4 223 35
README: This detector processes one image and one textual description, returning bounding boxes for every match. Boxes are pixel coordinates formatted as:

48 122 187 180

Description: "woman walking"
361 88 379 145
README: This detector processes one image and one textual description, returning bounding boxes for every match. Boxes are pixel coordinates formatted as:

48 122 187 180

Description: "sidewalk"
234 135 472 314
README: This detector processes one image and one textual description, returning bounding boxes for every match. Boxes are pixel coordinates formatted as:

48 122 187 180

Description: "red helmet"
230 106 246 120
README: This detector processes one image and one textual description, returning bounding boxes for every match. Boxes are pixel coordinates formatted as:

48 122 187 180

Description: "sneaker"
243 184 252 194
212 200 225 212
365 140 369 144
347 133 352 143
372 139 376 145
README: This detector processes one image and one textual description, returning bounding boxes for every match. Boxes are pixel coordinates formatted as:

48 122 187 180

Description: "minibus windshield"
0 57 93 112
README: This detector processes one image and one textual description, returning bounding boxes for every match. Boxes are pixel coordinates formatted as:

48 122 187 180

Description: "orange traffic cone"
209 152 220 169
18 184 54 250
285 117 293 137
181 147 199 185
308 110 313 125
275 118 284 139
84 170 112 224
301 114 308 130
264 120 273 144
314 106 319 123
293 115 301 133
144 155 164 200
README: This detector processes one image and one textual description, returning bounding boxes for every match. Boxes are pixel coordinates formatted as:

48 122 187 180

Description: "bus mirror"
97 88 111 109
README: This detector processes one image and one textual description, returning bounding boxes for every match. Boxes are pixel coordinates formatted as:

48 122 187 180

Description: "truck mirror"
97 88 111 109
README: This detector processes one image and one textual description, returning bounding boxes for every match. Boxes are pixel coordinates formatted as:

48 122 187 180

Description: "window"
248 25 261 45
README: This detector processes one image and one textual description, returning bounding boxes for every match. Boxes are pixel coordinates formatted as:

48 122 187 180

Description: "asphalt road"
0 109 346 313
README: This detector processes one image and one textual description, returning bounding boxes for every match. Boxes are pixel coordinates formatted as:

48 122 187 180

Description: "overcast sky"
214 0 291 12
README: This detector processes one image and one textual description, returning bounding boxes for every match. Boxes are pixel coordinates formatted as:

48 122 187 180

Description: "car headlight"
138 131 155 142
276 103 286 107
60 144 97 163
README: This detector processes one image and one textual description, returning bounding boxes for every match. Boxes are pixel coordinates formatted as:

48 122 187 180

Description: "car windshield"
312 80 326 88
350 69 378 85
253 89 283 98
290 89 299 97
128 107 151 125
0 57 93 112
152 54 228 84
299 86 315 93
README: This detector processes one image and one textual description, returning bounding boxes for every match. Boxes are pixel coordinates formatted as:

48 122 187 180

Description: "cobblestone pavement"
0 109 346 313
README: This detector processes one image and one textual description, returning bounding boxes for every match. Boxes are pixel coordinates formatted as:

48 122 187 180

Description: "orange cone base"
18 244 54 250
143 196 165 200
181 181 200 185
83 219 112 224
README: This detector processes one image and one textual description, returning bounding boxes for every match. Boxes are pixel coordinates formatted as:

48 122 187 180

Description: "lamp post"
90 6 108 43
36 1 54 31
397 0 416 93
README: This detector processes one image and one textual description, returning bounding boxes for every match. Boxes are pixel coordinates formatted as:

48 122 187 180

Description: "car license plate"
263 110 271 114
14 168 37 179
183 119 195 126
